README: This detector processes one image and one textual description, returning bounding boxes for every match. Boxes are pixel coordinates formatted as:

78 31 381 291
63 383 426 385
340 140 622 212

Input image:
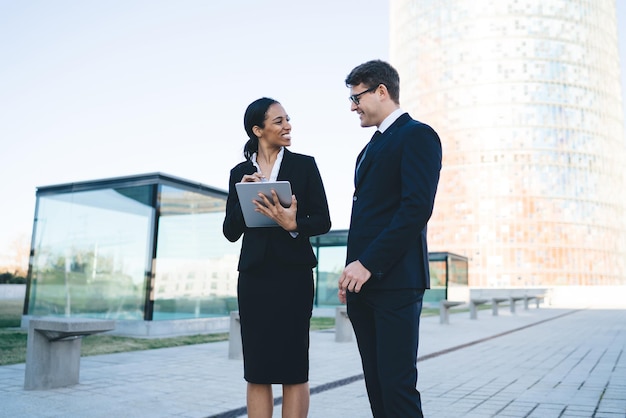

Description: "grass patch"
310 316 334 331
0 316 337 366
0 300 24 328
0 329 230 366
421 305 492 317
80 333 230 356
0 330 28 366
422 308 439 316
1 311 456 366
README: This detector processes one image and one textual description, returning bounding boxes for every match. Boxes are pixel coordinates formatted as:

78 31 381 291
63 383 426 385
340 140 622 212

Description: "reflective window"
311 233 467 306
152 186 239 320
28 186 154 319
25 174 240 322
314 246 346 306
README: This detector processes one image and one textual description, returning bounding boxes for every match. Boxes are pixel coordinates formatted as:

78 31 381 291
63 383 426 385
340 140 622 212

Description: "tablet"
235 181 293 227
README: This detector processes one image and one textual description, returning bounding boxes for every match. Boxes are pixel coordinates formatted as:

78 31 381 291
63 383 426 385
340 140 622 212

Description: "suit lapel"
355 113 411 188
355 133 389 186
354 144 369 185
276 148 294 181
239 161 256 179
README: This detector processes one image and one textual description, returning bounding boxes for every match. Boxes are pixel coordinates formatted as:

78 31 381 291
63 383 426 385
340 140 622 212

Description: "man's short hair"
345 60 400 104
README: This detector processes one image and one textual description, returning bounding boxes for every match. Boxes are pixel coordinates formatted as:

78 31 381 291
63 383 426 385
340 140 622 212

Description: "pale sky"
2 1 626 268
0 0 388 264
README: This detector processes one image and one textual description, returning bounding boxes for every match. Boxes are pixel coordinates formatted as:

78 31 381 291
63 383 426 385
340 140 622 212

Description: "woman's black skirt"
237 265 314 384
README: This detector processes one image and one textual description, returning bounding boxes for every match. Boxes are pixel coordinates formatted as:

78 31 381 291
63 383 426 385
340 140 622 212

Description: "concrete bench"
524 294 545 310
491 298 508 316
469 299 489 320
335 306 353 342
24 317 115 390
439 300 465 324
510 296 526 313
228 311 242 360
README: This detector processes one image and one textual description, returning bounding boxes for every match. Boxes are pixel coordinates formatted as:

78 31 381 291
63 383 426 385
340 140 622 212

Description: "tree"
0 233 29 277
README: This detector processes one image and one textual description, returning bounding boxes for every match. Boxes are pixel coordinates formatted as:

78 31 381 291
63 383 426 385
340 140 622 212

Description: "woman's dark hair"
345 59 400 104
243 97 279 161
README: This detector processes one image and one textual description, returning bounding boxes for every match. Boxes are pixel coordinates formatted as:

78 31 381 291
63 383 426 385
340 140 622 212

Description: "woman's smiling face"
256 103 292 147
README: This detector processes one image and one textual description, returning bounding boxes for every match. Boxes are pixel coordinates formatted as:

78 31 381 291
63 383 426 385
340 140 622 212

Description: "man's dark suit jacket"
347 112 442 290
223 149 331 272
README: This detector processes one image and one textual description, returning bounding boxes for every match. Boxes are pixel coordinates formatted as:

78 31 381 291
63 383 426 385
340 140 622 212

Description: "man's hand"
338 260 371 303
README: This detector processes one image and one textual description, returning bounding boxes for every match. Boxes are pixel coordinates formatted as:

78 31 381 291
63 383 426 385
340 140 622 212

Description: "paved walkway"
0 304 625 418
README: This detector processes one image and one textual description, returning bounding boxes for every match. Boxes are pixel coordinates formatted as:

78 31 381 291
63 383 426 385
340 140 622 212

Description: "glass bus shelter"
23 173 240 324
311 230 468 306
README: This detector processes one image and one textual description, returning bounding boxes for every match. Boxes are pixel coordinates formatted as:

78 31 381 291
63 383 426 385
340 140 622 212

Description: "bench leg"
25 330 82 390
335 306 353 342
470 303 478 320
492 299 499 316
510 297 517 314
524 297 530 310
439 302 449 324
228 311 242 360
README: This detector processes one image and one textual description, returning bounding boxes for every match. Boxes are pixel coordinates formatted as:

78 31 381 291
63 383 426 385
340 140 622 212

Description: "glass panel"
152 186 239 320
314 246 346 306
428 260 446 287
423 288 446 304
449 257 469 286
28 186 153 319
426 259 447 304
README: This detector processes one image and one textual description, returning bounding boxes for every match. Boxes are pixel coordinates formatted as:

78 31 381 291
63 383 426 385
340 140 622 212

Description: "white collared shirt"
378 108 405 133
251 147 284 182
250 147 298 238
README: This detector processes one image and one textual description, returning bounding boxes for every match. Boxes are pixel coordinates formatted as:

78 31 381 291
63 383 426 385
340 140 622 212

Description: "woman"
223 97 331 418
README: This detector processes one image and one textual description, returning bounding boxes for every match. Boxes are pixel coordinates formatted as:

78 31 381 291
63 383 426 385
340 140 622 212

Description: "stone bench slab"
439 300 465 324
30 318 115 341
469 299 489 319
25 317 115 390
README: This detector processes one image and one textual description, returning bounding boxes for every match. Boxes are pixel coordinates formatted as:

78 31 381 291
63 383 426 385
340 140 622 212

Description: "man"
338 60 442 417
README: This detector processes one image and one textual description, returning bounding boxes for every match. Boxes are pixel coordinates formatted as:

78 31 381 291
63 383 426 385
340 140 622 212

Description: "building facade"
390 0 626 286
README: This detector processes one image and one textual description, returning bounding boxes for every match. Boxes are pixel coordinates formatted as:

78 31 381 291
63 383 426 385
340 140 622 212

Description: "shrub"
0 272 27 285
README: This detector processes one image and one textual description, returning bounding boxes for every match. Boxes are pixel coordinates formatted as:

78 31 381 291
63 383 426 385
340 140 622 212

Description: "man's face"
349 83 381 128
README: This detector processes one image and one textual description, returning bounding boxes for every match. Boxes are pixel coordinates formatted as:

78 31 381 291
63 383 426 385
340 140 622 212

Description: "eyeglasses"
349 86 378 105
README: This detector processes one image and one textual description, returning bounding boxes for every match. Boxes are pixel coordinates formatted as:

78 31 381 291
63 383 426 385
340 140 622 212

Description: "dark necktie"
355 130 381 183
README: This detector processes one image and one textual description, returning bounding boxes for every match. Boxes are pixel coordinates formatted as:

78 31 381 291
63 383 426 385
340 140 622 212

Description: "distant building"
391 1 626 286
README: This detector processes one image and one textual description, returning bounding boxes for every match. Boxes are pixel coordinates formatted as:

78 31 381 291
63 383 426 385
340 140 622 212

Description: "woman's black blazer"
223 149 331 272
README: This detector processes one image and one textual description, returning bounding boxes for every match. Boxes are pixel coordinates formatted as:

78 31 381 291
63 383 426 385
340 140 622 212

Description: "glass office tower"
390 1 626 286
